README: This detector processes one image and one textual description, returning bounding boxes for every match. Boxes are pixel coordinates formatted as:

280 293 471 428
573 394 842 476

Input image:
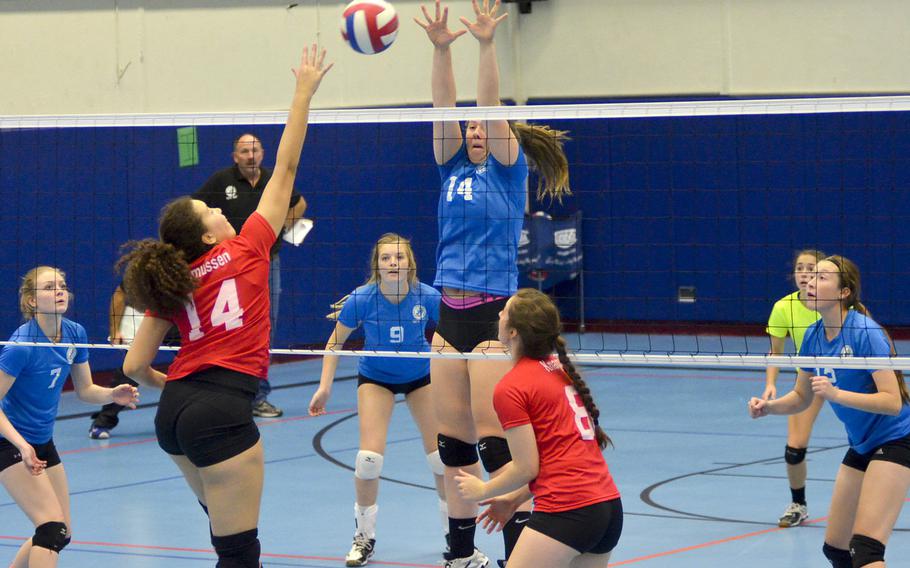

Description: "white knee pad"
354 450 384 480
426 450 445 476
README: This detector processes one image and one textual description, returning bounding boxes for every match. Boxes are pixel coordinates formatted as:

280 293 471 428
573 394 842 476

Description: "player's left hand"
460 0 508 44
454 469 486 501
112 384 140 408
811 376 839 401
476 495 520 533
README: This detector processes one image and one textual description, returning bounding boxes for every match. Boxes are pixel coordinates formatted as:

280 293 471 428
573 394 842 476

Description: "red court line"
59 407 356 456
610 516 827 565
0 535 436 566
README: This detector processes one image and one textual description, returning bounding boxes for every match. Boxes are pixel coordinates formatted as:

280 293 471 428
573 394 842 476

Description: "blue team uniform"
0 319 89 444
337 283 441 384
435 145 528 296
800 310 910 455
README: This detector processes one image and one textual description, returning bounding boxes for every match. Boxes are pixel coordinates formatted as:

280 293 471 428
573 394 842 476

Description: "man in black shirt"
193 133 307 418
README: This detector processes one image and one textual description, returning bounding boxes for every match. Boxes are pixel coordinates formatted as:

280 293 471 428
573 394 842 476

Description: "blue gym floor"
1 333 908 567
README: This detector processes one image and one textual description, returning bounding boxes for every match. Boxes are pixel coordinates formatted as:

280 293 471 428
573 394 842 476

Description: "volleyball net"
3 96 910 371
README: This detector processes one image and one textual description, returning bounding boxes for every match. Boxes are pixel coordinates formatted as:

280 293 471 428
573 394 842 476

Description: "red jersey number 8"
185 278 245 341
564 385 595 440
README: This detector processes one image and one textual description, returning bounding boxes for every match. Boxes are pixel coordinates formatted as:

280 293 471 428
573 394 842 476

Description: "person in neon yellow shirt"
764 249 825 527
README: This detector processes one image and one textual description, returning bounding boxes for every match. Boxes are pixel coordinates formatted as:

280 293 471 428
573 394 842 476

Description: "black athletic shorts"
0 437 62 473
435 297 507 353
526 498 623 555
155 366 261 468
358 374 431 396
842 433 910 472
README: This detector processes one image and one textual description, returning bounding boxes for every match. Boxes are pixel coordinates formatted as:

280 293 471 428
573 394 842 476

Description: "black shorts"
358 374 431 396
527 498 623 555
435 297 507 353
155 366 261 468
0 437 62 474
842 433 910 472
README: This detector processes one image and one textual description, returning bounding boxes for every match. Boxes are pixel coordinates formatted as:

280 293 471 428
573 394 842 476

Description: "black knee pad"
822 542 852 568
850 534 885 567
785 445 807 465
478 436 512 473
212 528 260 568
32 521 68 552
437 434 479 467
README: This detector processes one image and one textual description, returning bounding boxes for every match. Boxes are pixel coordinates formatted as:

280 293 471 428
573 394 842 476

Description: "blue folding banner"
517 211 583 290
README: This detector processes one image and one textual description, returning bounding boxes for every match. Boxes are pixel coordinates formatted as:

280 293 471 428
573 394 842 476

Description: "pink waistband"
442 291 507 310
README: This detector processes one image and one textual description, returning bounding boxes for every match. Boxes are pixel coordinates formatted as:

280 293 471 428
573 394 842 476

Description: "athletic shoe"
443 549 490 568
252 400 283 418
89 426 111 440
345 535 375 567
778 502 808 527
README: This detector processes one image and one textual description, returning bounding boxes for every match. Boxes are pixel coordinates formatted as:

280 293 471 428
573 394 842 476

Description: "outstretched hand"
112 384 140 408
459 0 508 44
476 495 520 533
415 0 467 48
292 44 333 96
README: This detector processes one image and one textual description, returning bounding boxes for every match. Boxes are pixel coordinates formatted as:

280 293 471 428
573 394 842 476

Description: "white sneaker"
345 534 375 567
444 549 490 568
778 502 808 527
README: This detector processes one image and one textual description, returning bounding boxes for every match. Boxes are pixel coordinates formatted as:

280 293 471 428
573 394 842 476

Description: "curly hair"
118 197 210 316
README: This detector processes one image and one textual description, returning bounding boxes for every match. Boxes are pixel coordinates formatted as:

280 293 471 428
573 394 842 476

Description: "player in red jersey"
454 289 622 568
119 46 331 568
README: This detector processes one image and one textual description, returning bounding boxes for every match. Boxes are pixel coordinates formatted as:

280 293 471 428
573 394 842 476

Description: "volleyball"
341 0 399 55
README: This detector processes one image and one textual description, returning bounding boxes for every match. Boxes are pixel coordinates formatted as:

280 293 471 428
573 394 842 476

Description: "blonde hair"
366 233 418 287
19 266 65 320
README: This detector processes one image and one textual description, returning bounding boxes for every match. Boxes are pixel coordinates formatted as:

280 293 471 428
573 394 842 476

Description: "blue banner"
517 211 583 290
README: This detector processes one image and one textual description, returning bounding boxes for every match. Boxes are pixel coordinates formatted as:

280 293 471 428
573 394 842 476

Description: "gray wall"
2 0 909 114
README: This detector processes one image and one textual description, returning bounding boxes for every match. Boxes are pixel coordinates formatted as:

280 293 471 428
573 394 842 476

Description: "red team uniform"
164 212 274 381
494 354 622 555
494 356 620 511
153 212 276 468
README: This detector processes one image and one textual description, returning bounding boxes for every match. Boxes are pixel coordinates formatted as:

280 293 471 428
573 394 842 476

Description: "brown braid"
824 255 910 404
555 336 612 449
117 197 209 316
511 123 572 203
508 288 612 449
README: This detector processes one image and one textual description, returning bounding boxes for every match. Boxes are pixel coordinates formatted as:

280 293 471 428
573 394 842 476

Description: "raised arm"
256 45 332 236
416 1 466 164
461 0 519 165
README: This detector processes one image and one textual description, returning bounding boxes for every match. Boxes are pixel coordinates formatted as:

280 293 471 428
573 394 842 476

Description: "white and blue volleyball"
341 0 399 55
